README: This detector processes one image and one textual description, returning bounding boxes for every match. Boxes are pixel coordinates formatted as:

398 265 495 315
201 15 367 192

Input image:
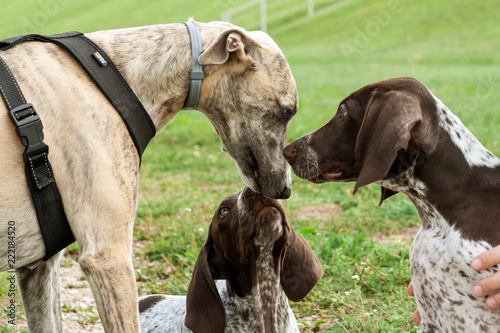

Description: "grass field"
1 0 500 332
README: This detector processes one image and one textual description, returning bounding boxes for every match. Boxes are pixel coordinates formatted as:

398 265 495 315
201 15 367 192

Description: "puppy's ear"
199 28 261 69
379 187 399 206
354 90 422 194
185 234 226 333
281 227 323 302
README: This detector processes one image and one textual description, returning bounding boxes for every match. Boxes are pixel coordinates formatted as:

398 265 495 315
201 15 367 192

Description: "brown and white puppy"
138 187 323 333
284 77 500 332
0 20 297 332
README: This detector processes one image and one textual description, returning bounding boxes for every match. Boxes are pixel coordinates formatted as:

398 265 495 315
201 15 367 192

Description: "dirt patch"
371 225 421 244
58 260 104 332
14 253 104 332
295 203 342 221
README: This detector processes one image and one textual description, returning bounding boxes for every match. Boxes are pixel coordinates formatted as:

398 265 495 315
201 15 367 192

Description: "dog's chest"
411 223 500 333
221 253 295 333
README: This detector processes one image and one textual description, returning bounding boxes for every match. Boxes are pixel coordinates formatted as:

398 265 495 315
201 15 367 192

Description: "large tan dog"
0 21 297 332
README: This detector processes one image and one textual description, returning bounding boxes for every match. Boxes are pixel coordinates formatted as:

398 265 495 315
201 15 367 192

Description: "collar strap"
183 21 204 110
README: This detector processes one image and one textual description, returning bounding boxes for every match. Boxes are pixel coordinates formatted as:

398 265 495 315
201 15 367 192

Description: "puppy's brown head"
184 187 322 333
209 187 287 271
284 77 438 203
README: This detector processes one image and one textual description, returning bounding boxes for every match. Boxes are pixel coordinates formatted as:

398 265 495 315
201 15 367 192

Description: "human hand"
471 244 500 309
407 281 421 324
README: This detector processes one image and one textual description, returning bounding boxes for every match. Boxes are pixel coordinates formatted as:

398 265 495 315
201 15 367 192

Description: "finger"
473 271 500 297
407 281 415 297
413 309 421 325
407 281 421 325
471 244 500 271
486 294 500 310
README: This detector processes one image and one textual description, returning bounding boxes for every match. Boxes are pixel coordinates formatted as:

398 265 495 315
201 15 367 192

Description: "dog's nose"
283 144 296 162
280 186 291 199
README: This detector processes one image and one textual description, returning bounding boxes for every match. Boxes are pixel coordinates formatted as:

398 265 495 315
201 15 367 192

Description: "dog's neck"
224 250 290 332
86 23 228 132
378 97 500 243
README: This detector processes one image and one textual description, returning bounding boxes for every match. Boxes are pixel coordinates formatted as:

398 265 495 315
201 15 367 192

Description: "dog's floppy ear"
280 227 323 302
379 187 399 206
199 28 261 68
354 90 422 195
185 234 226 333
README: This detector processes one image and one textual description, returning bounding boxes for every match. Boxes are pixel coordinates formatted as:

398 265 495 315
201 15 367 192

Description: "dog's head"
197 22 298 200
284 77 439 203
184 187 322 333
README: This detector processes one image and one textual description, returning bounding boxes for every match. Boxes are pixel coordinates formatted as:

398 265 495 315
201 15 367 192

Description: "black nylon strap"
0 31 156 157
0 57 75 260
0 31 82 50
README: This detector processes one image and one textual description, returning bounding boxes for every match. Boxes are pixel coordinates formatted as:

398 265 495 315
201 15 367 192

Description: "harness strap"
0 31 156 157
0 57 75 260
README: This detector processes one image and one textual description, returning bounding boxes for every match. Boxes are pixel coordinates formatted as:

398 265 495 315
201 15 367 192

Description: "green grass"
2 0 500 331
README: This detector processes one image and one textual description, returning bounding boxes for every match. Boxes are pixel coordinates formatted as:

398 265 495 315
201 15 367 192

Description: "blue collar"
183 21 204 110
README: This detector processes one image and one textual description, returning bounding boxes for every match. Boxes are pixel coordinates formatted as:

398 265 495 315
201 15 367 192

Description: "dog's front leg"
73 196 140 332
17 251 64 333
79 245 139 332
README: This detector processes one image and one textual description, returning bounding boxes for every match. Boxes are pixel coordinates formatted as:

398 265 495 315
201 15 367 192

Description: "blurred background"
1 0 499 332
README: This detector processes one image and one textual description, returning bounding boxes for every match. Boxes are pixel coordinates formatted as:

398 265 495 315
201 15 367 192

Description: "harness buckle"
8 103 49 162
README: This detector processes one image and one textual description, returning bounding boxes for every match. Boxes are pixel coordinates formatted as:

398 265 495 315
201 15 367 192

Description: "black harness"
0 57 74 261
0 22 203 261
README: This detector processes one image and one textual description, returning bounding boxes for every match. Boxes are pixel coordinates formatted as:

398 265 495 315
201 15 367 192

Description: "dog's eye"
283 109 295 121
220 207 229 217
337 105 347 118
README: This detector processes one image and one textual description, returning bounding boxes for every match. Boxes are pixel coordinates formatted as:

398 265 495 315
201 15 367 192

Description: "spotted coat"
284 77 500 333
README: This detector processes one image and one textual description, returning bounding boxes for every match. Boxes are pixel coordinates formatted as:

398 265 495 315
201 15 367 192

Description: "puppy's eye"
220 207 229 217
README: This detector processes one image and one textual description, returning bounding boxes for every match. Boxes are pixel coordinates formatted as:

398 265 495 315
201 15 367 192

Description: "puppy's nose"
283 143 296 162
242 186 259 198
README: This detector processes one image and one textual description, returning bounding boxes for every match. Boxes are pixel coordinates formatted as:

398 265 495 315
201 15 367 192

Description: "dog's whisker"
232 176 245 186
313 159 324 177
